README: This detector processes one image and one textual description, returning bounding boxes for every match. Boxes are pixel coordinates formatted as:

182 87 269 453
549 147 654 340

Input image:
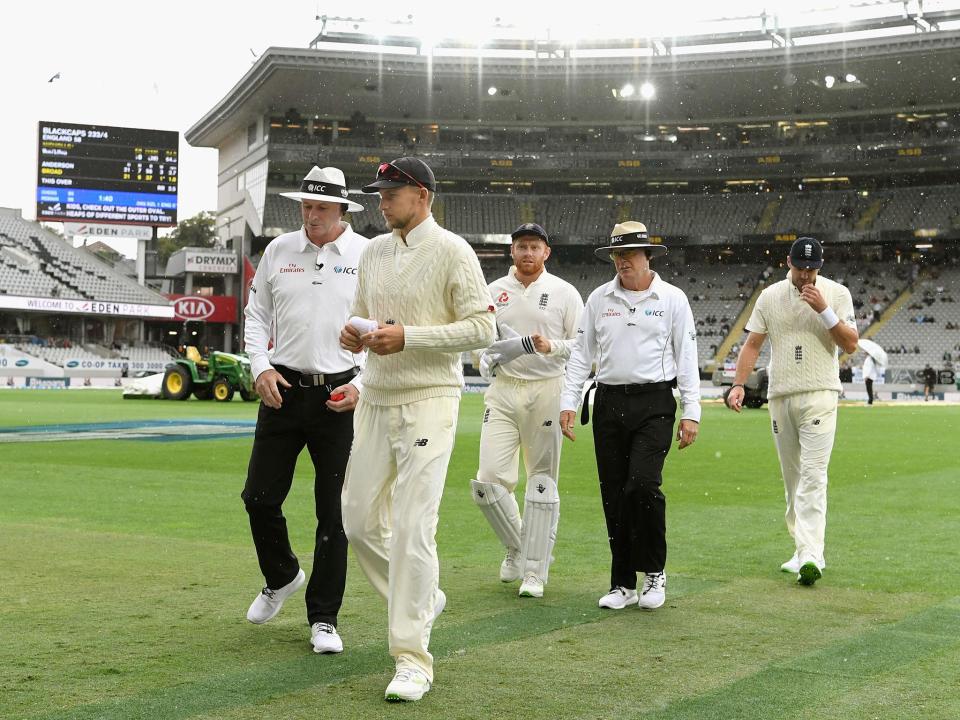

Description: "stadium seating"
0 212 167 305
262 185 960 240
869 265 960 370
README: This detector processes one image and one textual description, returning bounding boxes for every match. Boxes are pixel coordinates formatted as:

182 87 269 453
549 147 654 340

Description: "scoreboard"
36 121 178 226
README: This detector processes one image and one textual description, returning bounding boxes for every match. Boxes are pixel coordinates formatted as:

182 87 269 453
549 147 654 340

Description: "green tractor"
161 346 258 402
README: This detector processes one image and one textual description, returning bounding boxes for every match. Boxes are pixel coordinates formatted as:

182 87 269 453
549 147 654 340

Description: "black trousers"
591 386 677 590
241 367 353 626
865 378 874 404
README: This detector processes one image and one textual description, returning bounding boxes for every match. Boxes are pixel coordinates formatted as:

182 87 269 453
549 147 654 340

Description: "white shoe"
500 547 522 583
246 568 305 624
433 589 446 622
518 572 544 598
638 572 666 609
782 554 825 574
385 668 431 702
780 554 801 574
310 622 343 654
598 586 639 609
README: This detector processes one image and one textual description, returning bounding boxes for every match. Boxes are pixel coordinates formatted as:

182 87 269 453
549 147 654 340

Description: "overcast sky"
0 0 886 233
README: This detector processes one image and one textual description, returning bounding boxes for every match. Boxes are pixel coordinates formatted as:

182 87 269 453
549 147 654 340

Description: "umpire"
241 166 367 654
560 222 701 611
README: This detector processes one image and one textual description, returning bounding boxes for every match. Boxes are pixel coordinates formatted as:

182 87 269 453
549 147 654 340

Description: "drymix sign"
184 251 237 274
0 295 174 318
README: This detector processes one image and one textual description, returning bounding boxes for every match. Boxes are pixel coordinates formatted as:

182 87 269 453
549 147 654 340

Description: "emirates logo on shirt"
279 264 305 274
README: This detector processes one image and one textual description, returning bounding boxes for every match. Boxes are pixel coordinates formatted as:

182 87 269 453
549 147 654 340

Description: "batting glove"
488 323 536 365
479 350 501 380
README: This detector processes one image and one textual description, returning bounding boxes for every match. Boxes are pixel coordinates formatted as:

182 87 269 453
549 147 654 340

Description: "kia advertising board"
167 295 237 323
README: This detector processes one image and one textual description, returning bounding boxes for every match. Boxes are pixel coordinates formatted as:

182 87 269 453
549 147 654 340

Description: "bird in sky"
48 72 61 83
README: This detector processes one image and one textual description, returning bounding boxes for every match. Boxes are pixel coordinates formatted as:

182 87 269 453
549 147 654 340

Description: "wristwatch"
731 383 745 389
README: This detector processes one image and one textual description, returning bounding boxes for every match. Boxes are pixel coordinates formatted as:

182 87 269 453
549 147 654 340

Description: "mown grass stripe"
31 581 718 720
645 599 960 720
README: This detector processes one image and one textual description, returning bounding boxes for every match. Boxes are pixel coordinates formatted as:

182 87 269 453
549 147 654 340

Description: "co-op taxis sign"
184 251 237 274
0 294 174 319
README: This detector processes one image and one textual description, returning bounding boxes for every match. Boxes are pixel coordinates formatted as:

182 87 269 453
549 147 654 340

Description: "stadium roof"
187 7 960 148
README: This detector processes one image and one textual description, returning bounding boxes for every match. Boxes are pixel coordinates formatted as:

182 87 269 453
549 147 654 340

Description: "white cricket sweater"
352 215 496 406
746 274 856 399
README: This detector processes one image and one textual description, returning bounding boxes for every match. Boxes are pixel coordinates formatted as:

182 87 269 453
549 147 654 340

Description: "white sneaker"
637 571 666 609
518 572 544 598
500 547 522 583
385 668 431 702
310 622 343 654
598 586 639 609
246 568 305 624
433 589 446 622
780 554 802 574
782 554 826 574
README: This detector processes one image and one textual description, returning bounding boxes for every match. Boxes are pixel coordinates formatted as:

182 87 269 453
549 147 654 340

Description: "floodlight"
824 75 836 88
640 82 655 100
845 73 857 83
487 86 498 96
620 83 636 97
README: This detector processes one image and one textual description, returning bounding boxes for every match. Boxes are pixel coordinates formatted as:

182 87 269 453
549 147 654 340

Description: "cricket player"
338 157 495 702
472 222 584 599
726 237 858 586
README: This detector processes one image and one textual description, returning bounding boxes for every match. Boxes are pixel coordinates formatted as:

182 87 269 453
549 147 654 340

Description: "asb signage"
167 294 237 323
184 251 237 274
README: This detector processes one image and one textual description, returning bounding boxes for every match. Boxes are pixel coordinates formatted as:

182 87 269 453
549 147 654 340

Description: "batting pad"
471 479 522 551
520 474 560 582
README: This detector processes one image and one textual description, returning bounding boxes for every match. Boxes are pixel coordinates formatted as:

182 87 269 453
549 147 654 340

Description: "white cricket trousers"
767 390 839 568
478 374 564 489
341 394 459 682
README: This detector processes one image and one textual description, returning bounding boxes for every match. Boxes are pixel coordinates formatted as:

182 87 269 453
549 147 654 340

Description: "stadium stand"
262 185 960 241
0 210 168 305
870 265 960 370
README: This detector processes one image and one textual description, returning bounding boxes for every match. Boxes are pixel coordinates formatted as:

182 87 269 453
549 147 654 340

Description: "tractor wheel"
212 378 235 402
239 387 258 402
162 365 192 400
193 385 212 400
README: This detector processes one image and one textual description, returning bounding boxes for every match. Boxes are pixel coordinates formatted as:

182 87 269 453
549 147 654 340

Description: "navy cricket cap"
789 236 824 269
362 157 437 193
510 222 549 244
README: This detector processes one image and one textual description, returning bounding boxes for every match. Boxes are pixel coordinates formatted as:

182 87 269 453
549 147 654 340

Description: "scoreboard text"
36 122 178 226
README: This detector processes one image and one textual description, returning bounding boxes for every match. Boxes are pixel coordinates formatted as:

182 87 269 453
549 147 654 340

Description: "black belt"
275 365 359 389
597 379 677 394
298 367 359 388
581 378 677 425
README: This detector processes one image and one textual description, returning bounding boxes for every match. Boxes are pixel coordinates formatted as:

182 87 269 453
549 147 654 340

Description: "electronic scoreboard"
36 121 178 226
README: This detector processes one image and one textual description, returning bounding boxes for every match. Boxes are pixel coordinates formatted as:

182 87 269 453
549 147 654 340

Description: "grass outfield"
1 389 958 720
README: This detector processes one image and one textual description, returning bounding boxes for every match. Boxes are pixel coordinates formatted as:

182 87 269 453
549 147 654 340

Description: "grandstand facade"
182 8 960 379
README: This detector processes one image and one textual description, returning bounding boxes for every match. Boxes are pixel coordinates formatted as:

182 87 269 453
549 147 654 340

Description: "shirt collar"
605 271 663 303
298 222 354 255
393 214 436 248
508 265 550 287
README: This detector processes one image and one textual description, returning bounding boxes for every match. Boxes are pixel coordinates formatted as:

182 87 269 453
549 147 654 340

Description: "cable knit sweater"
352 215 496 406
746 274 856 399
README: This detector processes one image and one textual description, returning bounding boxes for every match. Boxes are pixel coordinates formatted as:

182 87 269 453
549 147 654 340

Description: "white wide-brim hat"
593 221 668 262
279 166 364 213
